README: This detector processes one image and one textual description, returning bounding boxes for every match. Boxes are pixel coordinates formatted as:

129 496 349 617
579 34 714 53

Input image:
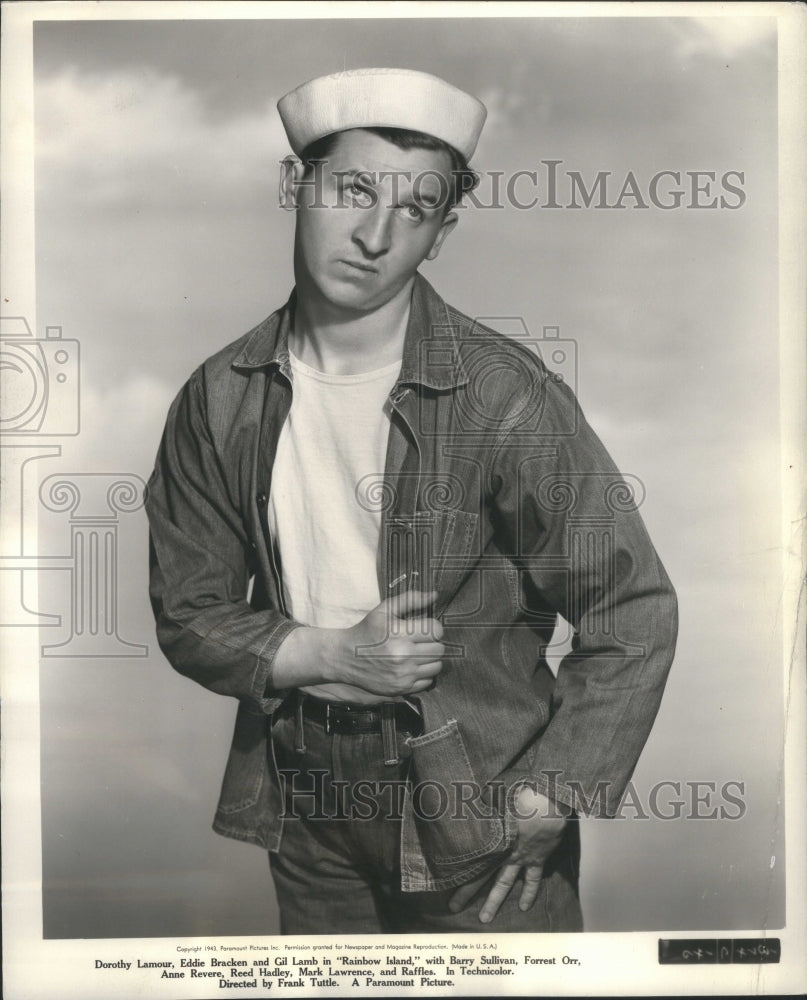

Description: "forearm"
270 590 445 700
154 599 303 711
272 625 338 689
272 626 391 702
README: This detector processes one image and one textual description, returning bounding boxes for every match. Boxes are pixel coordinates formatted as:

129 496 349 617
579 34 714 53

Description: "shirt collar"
399 273 469 390
231 273 468 390
231 290 294 376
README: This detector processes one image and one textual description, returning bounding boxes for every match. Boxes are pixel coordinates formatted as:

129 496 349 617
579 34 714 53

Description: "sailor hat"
277 68 487 161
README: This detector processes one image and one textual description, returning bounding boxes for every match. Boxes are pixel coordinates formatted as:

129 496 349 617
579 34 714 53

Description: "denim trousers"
268 705 583 934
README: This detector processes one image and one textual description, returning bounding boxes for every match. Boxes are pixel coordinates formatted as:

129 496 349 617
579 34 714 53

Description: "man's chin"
316 281 397 316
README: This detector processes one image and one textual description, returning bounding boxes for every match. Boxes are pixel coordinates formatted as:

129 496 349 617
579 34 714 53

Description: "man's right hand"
272 589 445 700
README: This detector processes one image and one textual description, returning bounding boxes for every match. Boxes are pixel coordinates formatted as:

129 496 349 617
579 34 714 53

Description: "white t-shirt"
267 351 400 629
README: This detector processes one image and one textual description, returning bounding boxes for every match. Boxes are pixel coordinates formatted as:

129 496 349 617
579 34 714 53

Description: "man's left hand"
448 786 568 924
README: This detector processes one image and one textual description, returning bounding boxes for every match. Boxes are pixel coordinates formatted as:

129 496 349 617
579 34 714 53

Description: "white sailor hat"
277 68 487 161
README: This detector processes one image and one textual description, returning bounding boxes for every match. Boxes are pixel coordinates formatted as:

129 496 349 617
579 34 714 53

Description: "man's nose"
352 203 392 258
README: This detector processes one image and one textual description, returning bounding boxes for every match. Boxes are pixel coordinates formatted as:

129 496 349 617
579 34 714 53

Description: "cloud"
63 372 178 478
36 67 288 210
467 15 775 169
671 15 777 61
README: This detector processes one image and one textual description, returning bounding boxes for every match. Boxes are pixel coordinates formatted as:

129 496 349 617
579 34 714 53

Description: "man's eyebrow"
333 168 374 181
410 187 443 208
333 167 445 208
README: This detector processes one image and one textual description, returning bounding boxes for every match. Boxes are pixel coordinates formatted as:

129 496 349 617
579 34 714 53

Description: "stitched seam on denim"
434 511 477 592
431 510 456 587
256 617 298 656
181 622 257 657
424 748 508 852
542 874 552 930
212 817 266 846
408 720 506 864
217 769 264 815
400 856 493 892
500 629 550 727
218 797 260 815
406 720 457 748
254 619 302 700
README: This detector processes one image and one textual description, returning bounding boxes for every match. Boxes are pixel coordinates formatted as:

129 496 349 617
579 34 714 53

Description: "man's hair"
300 126 480 212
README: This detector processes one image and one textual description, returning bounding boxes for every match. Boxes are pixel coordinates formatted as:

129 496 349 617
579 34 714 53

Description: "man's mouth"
338 259 378 274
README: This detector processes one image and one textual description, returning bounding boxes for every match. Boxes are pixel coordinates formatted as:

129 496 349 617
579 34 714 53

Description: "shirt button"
256 492 267 506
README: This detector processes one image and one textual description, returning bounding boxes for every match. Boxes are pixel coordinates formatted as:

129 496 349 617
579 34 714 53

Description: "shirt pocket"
385 509 478 612
432 508 478 600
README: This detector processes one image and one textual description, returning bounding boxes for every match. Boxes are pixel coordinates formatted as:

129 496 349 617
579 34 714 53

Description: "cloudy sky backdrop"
30 12 783 936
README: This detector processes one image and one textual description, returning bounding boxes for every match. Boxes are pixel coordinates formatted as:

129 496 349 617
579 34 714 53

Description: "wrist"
313 627 342 684
273 626 333 688
510 781 572 821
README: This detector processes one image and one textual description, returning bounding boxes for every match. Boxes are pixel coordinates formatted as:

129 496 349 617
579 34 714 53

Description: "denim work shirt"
146 273 678 892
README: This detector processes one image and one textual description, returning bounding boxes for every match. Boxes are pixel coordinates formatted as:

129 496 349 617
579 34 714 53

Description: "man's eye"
349 183 373 206
401 204 424 222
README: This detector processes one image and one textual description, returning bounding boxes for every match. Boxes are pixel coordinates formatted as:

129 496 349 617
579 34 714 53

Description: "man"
146 68 678 933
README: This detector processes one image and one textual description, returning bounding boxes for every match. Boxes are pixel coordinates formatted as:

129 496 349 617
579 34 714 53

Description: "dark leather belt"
300 696 423 737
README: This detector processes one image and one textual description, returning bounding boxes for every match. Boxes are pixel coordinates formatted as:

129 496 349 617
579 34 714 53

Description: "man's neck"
291 280 412 376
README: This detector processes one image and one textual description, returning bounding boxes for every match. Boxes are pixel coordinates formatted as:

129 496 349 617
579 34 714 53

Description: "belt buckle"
325 703 332 735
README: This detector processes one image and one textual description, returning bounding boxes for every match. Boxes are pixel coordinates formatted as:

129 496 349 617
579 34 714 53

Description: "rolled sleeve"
146 370 299 713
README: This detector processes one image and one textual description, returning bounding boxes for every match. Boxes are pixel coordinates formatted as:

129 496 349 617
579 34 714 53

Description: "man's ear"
425 211 458 261
279 155 304 211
